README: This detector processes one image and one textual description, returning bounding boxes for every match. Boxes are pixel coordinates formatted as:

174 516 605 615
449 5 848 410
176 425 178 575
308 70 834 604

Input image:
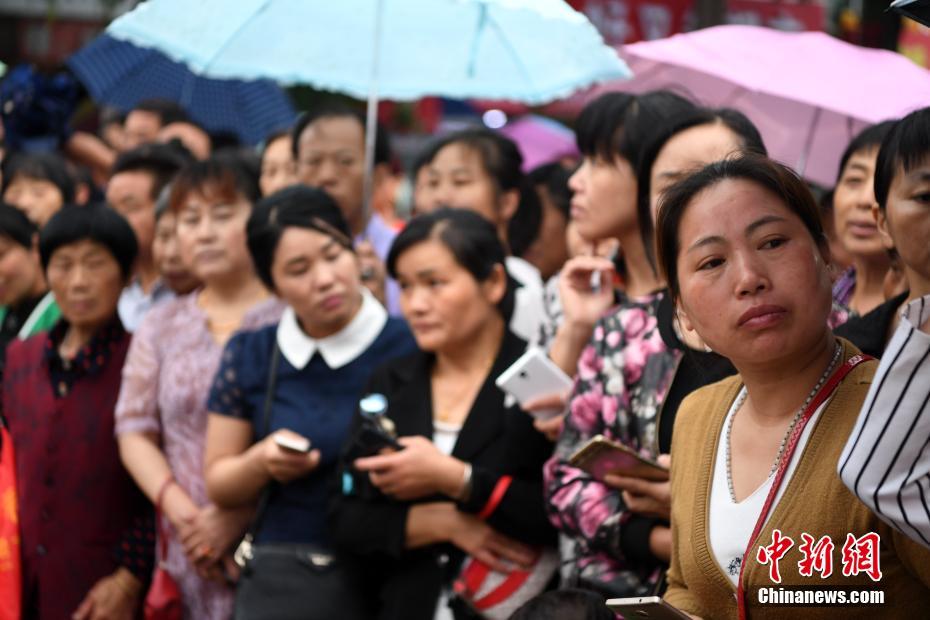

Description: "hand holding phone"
495 348 573 420
569 435 669 482
273 433 311 453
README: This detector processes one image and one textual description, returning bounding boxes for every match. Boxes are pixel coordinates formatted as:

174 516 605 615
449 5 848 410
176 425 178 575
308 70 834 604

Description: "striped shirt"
839 294 930 549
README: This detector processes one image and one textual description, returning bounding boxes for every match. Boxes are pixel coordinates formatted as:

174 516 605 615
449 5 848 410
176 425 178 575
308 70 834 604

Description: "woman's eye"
761 237 786 250
698 258 724 271
912 191 930 204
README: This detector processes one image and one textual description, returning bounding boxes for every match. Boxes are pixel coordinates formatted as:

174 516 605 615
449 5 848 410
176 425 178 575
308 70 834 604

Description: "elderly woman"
203 185 416 619
3 204 150 619
657 154 930 619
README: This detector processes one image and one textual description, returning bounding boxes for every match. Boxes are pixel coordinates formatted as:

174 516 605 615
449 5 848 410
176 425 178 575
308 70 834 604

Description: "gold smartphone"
569 435 668 482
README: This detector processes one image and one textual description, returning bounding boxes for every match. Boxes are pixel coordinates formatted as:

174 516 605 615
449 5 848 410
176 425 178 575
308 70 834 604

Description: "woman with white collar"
203 185 417 619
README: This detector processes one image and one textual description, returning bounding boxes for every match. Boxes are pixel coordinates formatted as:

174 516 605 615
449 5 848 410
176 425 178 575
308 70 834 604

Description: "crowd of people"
0 87 928 620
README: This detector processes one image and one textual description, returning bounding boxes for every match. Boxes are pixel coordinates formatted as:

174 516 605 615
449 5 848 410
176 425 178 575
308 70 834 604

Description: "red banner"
568 0 824 46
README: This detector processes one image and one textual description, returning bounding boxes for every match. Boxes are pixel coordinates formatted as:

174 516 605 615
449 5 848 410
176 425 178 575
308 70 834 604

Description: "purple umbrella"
499 115 579 172
570 25 930 187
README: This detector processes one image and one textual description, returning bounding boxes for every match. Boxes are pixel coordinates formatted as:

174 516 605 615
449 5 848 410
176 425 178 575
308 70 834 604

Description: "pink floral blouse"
114 293 282 619
544 291 679 597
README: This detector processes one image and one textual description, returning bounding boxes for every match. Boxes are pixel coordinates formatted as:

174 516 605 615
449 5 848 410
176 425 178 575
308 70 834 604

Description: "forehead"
654 124 742 174
395 238 459 272
108 170 154 192
49 238 112 261
842 146 879 172
430 143 483 173
263 136 292 160
299 116 364 152
275 226 337 257
125 110 161 129
179 185 243 210
679 179 797 239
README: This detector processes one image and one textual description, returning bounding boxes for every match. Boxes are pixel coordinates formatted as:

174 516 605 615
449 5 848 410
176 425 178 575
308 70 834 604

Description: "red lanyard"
735 353 871 620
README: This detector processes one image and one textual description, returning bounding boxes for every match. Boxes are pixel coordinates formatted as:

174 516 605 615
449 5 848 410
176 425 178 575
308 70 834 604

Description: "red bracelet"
155 475 176 512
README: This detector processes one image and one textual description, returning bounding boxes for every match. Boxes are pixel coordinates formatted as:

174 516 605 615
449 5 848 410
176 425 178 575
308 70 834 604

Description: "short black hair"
290 103 391 166
111 142 192 201
131 99 189 127
637 107 767 270
875 107 930 210
247 184 352 290
387 207 514 319
509 589 615 620
836 121 896 184
0 202 37 248
1 151 76 204
574 90 695 171
39 203 138 279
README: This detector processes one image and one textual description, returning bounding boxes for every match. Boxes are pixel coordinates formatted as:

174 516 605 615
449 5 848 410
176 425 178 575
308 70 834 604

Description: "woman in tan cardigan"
653 154 930 619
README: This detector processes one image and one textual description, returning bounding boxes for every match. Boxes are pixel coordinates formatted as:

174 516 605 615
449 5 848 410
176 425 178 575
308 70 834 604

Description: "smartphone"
606 596 691 619
274 433 312 453
569 435 668 482
495 348 573 419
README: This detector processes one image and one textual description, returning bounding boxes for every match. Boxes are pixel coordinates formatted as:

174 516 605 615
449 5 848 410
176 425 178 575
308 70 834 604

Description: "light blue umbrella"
106 0 630 213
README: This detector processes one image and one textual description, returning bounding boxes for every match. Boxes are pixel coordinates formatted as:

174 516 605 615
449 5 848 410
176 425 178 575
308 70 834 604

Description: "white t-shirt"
432 419 462 620
709 388 830 585
505 256 546 345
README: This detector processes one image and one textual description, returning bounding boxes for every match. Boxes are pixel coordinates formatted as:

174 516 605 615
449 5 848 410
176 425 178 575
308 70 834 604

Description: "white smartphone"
274 433 311 453
606 596 691 619
495 348 573 420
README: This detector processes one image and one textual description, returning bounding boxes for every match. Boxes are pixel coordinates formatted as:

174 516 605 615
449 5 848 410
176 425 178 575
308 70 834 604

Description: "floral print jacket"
544 291 680 596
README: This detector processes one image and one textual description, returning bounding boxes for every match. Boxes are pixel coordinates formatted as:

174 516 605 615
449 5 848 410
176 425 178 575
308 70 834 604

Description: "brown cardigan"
665 340 930 619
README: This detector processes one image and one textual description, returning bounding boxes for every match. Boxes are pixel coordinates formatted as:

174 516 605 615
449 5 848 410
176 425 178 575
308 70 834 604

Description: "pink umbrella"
499 114 579 172
557 25 930 187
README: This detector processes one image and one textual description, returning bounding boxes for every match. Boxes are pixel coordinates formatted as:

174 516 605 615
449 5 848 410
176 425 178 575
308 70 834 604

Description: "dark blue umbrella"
67 34 296 145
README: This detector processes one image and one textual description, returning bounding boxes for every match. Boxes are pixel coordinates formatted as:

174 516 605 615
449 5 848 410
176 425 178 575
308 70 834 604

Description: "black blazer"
330 330 556 620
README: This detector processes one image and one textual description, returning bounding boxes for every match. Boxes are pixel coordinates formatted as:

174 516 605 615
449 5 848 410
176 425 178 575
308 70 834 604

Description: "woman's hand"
72 567 140 620
450 512 537 574
259 430 321 484
178 504 252 578
603 454 672 520
558 255 616 329
522 393 569 442
354 436 465 501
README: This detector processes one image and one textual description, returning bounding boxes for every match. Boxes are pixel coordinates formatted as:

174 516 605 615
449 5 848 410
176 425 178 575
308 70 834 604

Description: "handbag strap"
735 353 870 619
242 343 282 544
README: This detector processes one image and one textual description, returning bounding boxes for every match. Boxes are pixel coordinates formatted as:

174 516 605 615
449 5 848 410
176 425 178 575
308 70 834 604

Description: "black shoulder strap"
244 342 281 541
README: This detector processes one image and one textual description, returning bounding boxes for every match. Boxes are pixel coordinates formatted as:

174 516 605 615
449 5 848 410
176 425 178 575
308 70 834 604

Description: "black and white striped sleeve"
839 294 930 549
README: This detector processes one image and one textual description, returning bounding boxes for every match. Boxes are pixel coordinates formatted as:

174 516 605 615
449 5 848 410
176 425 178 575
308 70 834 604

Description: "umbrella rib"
197 0 272 72
482 7 536 93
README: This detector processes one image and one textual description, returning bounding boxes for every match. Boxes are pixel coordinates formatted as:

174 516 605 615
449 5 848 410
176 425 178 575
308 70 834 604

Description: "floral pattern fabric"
544 291 680 596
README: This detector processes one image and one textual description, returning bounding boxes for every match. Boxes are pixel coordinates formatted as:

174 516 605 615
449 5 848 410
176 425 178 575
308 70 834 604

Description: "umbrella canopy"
104 0 630 105
499 115 578 172
891 0 930 27
67 34 296 145
562 25 930 187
